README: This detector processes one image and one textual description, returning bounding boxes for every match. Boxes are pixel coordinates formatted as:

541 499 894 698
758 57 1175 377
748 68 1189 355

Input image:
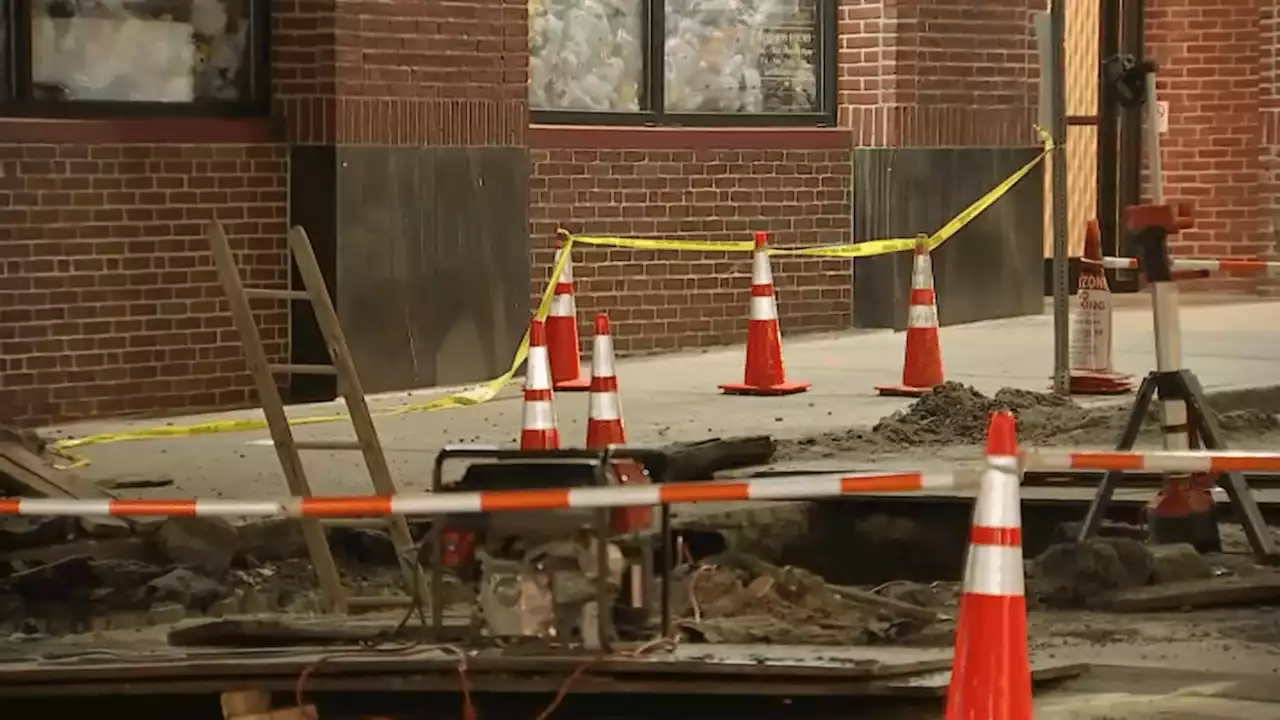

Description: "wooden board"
0 442 114 500
0 641 952 691
860 660 1090 698
1090 573 1280 613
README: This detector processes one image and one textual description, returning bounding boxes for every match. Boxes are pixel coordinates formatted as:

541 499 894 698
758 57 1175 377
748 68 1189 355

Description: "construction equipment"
1073 66 1278 561
207 221 430 614
428 447 661 651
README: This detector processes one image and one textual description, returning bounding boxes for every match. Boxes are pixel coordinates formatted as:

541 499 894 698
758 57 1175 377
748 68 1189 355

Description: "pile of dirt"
1026 538 1215 610
872 383 1118 446
670 552 938 645
778 382 1280 461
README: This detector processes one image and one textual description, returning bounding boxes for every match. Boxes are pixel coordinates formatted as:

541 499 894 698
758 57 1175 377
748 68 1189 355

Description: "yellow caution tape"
52 127 1053 455
52 246 574 453
566 127 1055 259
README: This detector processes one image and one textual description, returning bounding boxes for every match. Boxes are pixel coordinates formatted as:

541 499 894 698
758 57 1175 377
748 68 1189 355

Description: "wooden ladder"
207 221 430 614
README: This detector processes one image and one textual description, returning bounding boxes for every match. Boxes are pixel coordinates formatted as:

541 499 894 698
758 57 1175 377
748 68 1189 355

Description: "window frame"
0 0 271 119
531 0 838 128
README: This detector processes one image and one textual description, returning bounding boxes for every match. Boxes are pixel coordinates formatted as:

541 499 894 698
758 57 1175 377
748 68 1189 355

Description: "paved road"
44 299 1280 500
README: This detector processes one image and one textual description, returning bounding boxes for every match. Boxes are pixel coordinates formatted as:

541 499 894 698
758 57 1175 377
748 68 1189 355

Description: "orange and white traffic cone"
521 318 561 450
720 232 811 396
546 231 590 392
946 410 1032 720
876 234 944 397
586 313 626 448
1069 219 1134 395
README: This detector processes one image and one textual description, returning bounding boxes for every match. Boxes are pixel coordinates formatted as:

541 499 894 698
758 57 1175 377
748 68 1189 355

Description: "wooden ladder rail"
207 222 430 614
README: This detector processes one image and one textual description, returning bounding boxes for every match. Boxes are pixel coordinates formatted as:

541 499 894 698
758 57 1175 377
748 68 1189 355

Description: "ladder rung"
245 288 309 301
294 440 364 451
347 595 415 609
269 363 337 375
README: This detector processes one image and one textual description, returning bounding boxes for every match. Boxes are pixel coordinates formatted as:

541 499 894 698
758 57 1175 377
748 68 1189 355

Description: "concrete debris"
0 512 418 635
673 553 939 646
154 517 239 575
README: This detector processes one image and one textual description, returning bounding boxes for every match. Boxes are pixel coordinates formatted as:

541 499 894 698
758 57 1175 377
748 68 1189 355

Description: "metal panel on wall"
334 147 531 394
852 147 1045 330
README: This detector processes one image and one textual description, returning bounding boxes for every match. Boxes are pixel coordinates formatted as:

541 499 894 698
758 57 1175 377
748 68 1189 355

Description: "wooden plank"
207 222 347 614
1090 573 1280 613
859 660 1089 698
0 441 112 500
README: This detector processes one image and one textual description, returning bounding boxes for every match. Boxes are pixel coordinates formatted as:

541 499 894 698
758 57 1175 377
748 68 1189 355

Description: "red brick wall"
0 137 288 426
276 0 528 146
839 0 1042 148
529 129 853 353
1147 0 1269 293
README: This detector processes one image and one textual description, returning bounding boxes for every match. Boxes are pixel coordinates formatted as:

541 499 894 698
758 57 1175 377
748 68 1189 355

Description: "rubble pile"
671 552 944 646
0 516 412 635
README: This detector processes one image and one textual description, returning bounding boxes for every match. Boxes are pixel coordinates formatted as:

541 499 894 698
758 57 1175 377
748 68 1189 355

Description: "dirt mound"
872 382 1118 446
671 553 936 645
778 383 1137 459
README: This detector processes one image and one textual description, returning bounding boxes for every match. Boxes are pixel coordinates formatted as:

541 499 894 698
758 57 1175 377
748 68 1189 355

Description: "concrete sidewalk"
47 299 1280 500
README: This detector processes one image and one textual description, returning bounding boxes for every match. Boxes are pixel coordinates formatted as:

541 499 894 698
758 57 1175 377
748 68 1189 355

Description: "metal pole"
1142 72 1189 453
1050 0 1071 394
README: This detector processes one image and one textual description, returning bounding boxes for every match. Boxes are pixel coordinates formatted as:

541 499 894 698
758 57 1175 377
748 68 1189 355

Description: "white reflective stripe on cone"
746 474 845 500
555 248 575 283
907 303 938 329
964 544 1026 596
750 295 779 321
972 455 1021 529
523 400 557 430
589 392 621 421
549 293 575 317
197 500 282 516
911 255 934 289
526 347 553 389
391 493 486 515
567 484 663 508
592 335 616 376
18 499 112 516
752 249 774 285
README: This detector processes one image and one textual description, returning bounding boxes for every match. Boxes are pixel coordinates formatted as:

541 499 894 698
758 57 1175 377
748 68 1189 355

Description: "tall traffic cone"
876 234 944 397
1069 219 1134 395
586 313 626 448
521 318 561 450
719 232 811 396
546 231 590 392
946 410 1032 720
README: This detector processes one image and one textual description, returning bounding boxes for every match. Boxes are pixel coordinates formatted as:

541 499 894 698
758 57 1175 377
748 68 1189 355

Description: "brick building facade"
1147 0 1280 294
0 0 1273 427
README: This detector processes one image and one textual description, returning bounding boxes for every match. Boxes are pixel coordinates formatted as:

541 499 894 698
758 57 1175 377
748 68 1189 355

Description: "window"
2 0 269 116
529 0 835 126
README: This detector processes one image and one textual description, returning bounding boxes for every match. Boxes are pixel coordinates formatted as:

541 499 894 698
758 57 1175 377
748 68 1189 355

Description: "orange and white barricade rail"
1103 256 1280 273
1021 449 1280 474
0 470 981 518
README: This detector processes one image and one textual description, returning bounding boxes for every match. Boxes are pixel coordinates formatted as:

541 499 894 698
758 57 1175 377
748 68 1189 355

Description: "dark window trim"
0 0 271 119
532 0 838 128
